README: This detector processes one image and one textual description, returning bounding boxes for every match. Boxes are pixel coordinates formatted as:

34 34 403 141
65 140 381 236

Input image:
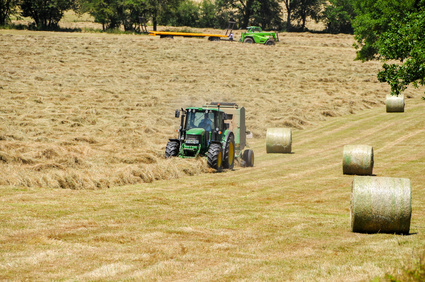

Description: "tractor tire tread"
207 143 223 171
165 141 179 158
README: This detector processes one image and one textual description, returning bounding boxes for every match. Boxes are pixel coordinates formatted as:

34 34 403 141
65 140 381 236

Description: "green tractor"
165 102 254 170
240 26 279 45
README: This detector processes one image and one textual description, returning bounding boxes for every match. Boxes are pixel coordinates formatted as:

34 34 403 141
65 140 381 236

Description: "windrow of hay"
350 176 412 234
342 145 374 175
0 156 208 189
0 29 411 188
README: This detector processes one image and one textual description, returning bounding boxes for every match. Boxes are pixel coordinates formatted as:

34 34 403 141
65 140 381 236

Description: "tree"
81 0 182 31
215 0 254 28
163 0 199 27
144 0 181 31
0 0 18 25
81 0 149 31
251 0 283 30
353 0 417 61
353 0 425 96
81 0 119 30
120 0 149 31
19 0 78 29
321 0 355 34
198 0 217 28
290 0 324 31
215 0 283 30
376 12 425 96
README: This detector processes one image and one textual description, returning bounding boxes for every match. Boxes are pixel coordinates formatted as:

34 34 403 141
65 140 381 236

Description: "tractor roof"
186 102 239 112
185 107 221 112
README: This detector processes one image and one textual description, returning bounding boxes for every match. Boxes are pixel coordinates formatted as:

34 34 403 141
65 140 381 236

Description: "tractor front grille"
185 135 200 145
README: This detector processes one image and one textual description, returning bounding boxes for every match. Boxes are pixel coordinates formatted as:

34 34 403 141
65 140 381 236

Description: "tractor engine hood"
186 128 206 135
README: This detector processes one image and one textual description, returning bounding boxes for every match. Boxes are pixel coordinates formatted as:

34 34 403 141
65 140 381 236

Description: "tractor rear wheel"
243 37 254 44
223 133 235 169
242 149 254 167
207 143 223 171
165 141 179 158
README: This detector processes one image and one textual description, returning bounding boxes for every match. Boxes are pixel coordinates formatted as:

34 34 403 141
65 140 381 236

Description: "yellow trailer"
149 31 231 41
144 21 235 41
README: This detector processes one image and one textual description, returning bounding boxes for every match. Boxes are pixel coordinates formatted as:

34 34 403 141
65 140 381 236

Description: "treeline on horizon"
0 0 355 34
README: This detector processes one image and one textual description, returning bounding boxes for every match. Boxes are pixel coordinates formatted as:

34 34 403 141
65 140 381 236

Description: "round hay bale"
266 128 292 153
350 176 411 234
343 145 374 175
386 94 405 112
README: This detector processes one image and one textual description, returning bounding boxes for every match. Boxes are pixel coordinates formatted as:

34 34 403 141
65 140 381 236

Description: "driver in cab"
198 113 212 131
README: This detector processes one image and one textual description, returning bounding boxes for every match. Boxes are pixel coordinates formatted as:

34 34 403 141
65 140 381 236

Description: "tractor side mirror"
175 110 180 118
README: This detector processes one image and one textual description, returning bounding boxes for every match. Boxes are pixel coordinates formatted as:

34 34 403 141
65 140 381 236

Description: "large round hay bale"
351 176 411 234
343 145 374 175
386 94 405 112
266 128 292 153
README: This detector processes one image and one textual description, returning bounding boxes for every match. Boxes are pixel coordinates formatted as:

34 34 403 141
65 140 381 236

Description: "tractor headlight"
185 135 200 145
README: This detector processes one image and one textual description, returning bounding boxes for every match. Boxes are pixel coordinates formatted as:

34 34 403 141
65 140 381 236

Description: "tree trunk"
241 0 254 28
152 6 157 31
285 0 291 31
286 8 291 31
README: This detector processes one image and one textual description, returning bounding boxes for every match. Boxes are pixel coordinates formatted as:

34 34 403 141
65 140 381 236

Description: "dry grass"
0 25 397 189
1 17 425 281
1 97 424 281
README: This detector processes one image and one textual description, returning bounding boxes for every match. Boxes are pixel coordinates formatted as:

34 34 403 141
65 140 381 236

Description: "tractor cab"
173 107 227 158
246 26 263 33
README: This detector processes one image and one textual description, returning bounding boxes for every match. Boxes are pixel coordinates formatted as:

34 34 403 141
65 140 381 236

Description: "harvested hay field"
1 24 425 281
1 93 424 281
0 28 407 189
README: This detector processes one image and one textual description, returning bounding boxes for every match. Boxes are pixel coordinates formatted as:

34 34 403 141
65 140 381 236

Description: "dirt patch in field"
0 29 416 188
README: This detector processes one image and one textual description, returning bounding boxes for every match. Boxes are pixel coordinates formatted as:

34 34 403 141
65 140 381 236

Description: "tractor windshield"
186 110 215 131
248 27 262 33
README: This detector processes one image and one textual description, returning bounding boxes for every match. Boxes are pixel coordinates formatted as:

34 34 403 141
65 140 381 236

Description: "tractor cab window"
186 110 215 131
249 27 261 33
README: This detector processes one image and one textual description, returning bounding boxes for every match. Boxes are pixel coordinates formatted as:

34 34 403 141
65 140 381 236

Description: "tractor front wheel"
207 143 223 171
165 141 179 158
243 37 254 44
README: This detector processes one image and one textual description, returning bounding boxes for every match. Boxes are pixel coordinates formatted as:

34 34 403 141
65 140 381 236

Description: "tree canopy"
20 0 78 28
0 0 18 25
1 0 355 33
321 0 355 34
290 0 324 31
353 0 425 96
215 0 283 30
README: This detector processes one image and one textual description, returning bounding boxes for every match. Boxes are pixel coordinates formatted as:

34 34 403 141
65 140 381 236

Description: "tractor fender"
209 140 222 147
223 131 234 145
168 138 180 145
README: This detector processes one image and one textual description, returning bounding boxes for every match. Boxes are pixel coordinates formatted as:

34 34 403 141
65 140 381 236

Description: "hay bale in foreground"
266 128 292 153
386 94 405 112
351 176 411 234
343 145 374 175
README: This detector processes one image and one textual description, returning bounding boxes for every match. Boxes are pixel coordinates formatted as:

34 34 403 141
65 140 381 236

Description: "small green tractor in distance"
165 102 254 170
240 26 279 45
